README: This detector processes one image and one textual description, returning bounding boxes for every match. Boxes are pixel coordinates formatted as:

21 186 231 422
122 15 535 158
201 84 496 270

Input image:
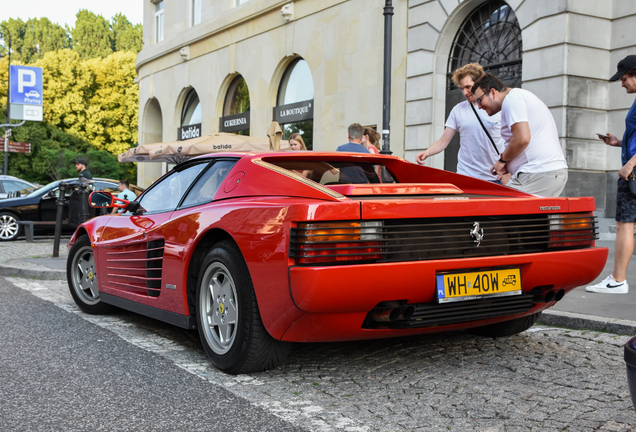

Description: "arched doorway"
273 58 314 149
444 0 522 171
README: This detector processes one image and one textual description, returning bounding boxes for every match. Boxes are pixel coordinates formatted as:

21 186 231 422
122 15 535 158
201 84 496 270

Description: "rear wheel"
196 240 290 374
467 312 541 337
67 235 113 314
0 212 20 241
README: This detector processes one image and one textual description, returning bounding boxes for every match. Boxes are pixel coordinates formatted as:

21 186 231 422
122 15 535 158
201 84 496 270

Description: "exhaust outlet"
544 290 555 303
555 289 565 301
402 305 415 320
372 307 401 322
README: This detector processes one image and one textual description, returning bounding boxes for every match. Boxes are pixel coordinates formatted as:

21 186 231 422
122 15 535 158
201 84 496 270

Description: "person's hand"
416 150 430 165
598 132 620 147
500 173 512 185
619 162 634 180
491 160 509 176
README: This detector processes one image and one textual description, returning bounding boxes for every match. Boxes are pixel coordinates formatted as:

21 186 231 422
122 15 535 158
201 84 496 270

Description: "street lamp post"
380 0 393 155
0 25 11 175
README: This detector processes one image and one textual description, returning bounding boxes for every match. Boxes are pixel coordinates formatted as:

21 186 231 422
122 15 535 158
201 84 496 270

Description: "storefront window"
179 89 202 140
274 59 314 149
221 75 250 135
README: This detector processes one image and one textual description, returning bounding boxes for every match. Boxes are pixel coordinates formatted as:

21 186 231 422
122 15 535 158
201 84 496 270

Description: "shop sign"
220 112 250 133
273 99 313 124
178 123 201 141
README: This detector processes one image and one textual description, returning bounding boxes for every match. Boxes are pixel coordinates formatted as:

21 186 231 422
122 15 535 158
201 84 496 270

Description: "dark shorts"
616 178 636 222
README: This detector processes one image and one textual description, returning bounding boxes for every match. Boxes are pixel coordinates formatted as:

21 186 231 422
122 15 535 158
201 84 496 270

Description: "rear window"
269 160 398 185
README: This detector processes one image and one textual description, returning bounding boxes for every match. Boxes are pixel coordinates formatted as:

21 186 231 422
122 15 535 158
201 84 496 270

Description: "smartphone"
597 133 610 139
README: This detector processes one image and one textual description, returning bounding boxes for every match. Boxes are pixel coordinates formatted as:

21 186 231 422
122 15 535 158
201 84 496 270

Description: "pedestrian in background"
361 127 381 154
472 73 568 196
336 123 370 154
289 133 307 151
587 55 636 294
111 180 136 214
74 158 92 180
416 63 506 183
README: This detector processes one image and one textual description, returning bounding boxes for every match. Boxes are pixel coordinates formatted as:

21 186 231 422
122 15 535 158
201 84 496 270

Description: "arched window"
273 59 314 149
179 89 202 140
220 75 250 135
447 0 522 89
443 0 522 171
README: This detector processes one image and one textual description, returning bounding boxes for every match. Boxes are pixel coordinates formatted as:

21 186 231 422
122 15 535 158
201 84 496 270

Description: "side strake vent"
105 239 165 297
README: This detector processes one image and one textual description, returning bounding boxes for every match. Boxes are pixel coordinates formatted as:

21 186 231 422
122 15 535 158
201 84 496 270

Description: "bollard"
52 182 67 258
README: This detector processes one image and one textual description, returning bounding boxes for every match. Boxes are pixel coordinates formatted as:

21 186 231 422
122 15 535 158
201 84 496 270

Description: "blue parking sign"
9 65 43 105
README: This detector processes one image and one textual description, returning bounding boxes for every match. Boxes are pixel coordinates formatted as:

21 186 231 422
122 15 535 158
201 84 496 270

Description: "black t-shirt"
79 169 93 180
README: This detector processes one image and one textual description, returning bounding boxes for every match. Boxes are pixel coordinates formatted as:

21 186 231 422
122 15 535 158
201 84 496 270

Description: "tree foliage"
71 10 114 60
0 10 142 185
0 18 71 64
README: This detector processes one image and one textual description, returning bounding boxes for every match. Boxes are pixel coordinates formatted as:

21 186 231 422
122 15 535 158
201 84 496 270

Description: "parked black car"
0 178 144 241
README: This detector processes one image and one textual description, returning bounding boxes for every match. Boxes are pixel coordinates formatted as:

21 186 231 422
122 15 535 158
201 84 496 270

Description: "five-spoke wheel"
196 241 290 374
67 235 112 314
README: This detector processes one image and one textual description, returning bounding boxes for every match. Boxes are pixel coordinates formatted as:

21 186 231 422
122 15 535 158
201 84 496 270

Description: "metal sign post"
380 0 393 155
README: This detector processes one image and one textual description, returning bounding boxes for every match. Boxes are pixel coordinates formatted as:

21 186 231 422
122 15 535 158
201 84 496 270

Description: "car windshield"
26 182 60 197
269 160 398 184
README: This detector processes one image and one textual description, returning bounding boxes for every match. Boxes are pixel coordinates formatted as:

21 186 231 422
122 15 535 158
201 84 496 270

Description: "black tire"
0 212 21 241
67 235 113 314
196 240 290 374
467 312 541 338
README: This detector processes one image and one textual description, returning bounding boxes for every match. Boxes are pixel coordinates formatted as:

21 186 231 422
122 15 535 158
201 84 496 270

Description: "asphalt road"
0 277 301 432
1 275 634 431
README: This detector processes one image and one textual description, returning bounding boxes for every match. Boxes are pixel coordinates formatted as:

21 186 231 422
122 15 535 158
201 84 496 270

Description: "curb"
539 310 636 336
1 262 634 336
0 264 66 280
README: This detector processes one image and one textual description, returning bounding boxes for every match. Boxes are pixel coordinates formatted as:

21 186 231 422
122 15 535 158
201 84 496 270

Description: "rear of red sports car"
67 152 607 374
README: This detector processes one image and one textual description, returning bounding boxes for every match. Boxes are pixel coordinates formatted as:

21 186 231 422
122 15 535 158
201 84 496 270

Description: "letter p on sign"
18 69 36 93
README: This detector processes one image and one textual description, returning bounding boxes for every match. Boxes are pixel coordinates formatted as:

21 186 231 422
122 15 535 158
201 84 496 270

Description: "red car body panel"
69 152 608 343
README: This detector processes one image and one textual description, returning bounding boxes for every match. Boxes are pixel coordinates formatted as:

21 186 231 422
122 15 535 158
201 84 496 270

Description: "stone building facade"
136 0 636 216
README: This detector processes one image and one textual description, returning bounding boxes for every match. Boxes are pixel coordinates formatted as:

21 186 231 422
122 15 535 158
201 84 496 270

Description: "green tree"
111 13 142 53
0 18 71 64
72 10 113 59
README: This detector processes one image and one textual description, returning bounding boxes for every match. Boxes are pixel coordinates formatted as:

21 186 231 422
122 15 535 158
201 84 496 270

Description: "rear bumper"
282 247 608 342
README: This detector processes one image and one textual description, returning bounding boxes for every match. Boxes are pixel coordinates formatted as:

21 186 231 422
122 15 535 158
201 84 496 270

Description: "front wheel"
196 240 290 374
467 312 541 337
0 212 21 241
67 235 113 314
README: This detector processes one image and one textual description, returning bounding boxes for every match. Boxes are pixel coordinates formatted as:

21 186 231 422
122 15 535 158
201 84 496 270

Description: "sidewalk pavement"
0 223 634 335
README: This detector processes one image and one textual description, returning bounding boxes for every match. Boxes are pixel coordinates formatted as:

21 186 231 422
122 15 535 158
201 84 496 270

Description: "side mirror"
89 191 114 208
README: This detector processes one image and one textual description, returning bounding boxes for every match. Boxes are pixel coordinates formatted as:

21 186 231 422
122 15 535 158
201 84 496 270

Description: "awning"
119 133 279 164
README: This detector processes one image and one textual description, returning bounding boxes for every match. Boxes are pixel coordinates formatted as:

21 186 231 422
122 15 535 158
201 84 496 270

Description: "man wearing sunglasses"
471 74 568 197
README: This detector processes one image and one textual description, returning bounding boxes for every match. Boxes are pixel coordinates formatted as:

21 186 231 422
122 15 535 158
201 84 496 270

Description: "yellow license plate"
436 268 521 303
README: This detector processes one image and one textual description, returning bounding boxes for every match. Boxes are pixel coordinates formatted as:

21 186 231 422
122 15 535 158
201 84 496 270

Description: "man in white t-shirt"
471 73 568 197
416 63 506 183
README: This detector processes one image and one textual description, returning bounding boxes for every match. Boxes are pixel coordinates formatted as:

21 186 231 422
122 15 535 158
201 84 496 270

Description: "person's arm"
619 151 636 180
599 133 621 147
491 121 531 175
416 127 457 165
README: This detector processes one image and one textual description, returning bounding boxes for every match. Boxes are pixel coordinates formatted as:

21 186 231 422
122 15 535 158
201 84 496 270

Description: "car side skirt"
100 292 195 329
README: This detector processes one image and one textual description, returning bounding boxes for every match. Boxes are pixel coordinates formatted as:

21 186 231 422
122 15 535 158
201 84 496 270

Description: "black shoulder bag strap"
469 102 500 155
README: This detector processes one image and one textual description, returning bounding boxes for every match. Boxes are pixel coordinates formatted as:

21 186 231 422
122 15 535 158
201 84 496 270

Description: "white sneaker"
585 275 629 294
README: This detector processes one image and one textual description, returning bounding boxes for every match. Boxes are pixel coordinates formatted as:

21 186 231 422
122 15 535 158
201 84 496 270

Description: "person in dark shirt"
74 158 93 180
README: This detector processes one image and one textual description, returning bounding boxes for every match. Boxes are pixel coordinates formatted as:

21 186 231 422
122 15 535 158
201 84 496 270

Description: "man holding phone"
587 55 636 294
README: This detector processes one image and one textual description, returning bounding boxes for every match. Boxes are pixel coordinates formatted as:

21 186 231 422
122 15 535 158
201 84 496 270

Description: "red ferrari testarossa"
67 151 607 374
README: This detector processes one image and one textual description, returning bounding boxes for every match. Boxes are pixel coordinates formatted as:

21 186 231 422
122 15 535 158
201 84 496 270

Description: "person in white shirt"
416 63 506 183
471 73 568 197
